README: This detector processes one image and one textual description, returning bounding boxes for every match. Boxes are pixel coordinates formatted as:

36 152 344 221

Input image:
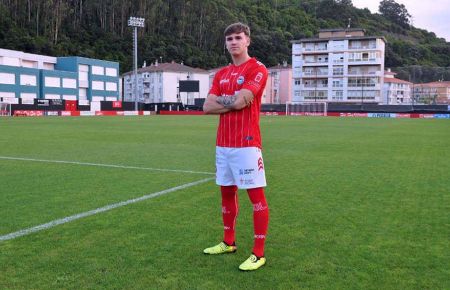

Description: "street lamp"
128 16 145 111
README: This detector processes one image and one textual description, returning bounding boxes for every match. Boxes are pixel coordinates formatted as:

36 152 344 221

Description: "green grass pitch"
0 116 449 289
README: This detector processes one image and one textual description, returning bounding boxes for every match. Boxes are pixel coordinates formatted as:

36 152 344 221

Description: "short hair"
224 22 250 37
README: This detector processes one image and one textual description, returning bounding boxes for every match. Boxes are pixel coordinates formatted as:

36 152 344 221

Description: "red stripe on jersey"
209 58 268 148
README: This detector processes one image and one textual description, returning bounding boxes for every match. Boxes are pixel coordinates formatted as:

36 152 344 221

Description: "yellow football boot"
203 242 237 255
238 254 266 271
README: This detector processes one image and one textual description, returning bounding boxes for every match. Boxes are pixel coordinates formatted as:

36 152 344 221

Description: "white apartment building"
122 61 209 104
292 28 386 103
383 69 413 104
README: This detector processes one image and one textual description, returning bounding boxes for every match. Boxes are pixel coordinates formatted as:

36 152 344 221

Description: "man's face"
225 32 250 56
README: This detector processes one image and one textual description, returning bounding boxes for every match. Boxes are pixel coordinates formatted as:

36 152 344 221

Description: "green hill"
0 0 449 82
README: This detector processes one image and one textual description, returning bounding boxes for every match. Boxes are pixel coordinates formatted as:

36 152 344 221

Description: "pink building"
263 62 292 104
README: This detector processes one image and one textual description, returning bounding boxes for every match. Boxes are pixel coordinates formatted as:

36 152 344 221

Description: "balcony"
348 58 382 64
349 44 377 50
303 70 329 77
348 70 382 76
301 84 329 90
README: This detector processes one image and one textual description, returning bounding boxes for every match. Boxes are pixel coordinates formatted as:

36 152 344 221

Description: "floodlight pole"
128 17 145 111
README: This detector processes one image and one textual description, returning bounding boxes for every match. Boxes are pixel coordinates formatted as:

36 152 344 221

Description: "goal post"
285 102 328 116
0 102 11 116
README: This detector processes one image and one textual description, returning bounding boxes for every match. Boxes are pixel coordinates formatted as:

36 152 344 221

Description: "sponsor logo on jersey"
254 72 263 83
254 234 266 239
237 76 245 85
220 79 229 84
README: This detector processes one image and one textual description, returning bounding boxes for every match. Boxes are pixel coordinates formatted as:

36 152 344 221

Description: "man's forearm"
203 97 231 114
216 91 253 111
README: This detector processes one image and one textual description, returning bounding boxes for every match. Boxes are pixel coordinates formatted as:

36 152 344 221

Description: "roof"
268 64 292 70
291 36 386 43
122 62 208 76
319 28 365 33
414 81 450 88
384 70 396 76
384 77 412 85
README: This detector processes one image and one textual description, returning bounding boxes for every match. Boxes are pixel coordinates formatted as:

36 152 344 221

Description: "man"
203 22 269 271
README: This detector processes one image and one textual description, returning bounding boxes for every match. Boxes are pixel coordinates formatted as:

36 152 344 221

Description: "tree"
379 0 411 28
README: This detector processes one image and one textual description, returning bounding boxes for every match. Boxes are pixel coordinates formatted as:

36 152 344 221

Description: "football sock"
221 185 238 246
247 187 269 258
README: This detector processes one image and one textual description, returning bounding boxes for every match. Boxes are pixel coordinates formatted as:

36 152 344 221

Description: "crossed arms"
203 89 254 114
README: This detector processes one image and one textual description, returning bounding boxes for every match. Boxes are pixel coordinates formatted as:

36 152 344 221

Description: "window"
333 66 344 76
0 92 16 98
348 77 378 87
45 77 60 87
20 93 36 99
332 79 343 88
62 78 77 88
78 64 89 72
79 72 88 81
332 90 343 100
294 80 301 85
0 73 15 84
332 53 344 63
20 74 37 86
92 81 104 90
92 66 105 75
106 82 117 91
106 68 117 77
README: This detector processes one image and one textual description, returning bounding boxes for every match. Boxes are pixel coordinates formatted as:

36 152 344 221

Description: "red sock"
221 185 238 245
247 187 269 257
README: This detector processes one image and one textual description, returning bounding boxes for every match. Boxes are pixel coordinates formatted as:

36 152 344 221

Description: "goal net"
0 102 11 116
285 102 328 116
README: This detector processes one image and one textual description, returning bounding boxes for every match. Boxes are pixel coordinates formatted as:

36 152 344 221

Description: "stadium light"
128 17 145 111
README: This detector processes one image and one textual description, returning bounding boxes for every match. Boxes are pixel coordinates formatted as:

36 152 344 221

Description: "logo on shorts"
258 157 264 171
239 168 255 175
245 136 253 141
254 234 266 239
237 76 245 85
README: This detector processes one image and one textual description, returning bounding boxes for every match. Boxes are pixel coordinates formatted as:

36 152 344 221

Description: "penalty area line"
0 177 214 242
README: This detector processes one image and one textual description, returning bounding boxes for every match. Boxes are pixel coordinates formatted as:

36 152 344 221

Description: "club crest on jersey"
237 76 245 85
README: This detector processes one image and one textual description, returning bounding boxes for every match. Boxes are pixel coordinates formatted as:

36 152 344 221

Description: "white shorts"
215 146 267 189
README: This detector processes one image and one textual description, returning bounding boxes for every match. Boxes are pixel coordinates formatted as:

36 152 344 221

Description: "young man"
203 22 269 271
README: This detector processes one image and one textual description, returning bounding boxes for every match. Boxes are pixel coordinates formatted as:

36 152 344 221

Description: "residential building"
122 61 209 104
0 48 119 103
264 62 292 104
383 69 413 104
412 81 450 105
291 28 386 103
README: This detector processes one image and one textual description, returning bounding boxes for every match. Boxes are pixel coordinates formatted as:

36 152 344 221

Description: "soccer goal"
0 102 11 116
285 102 328 116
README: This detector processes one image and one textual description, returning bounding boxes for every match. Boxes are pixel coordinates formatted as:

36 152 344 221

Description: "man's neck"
232 54 251 66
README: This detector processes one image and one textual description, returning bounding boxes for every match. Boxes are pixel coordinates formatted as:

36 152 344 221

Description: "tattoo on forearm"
216 95 237 108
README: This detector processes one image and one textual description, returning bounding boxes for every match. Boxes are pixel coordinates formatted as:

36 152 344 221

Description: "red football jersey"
209 58 268 148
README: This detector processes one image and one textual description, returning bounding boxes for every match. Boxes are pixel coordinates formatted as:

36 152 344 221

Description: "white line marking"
0 156 214 175
0 177 214 242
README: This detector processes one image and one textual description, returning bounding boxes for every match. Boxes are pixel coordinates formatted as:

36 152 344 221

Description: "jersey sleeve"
241 63 268 97
208 70 222 96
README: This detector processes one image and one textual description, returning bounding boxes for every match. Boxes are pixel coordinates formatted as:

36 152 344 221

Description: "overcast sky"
351 0 450 41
